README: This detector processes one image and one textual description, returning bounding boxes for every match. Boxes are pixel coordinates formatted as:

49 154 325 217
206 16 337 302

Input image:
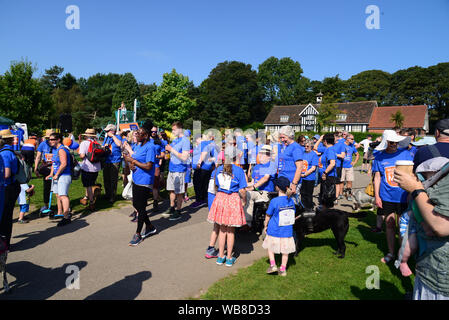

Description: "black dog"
294 207 349 259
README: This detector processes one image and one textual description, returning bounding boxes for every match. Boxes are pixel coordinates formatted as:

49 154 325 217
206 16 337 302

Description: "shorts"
377 200 408 216
81 170 99 188
336 166 342 180
166 171 186 194
341 167 354 182
185 168 192 183
51 174 72 196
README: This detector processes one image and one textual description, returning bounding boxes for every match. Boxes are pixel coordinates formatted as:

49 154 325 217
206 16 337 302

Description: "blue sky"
1 0 448 86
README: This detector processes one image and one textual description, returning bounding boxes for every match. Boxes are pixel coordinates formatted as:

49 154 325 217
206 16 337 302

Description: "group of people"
2 116 449 300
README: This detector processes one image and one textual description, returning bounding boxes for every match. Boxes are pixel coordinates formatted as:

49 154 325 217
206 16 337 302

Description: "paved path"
1 169 371 300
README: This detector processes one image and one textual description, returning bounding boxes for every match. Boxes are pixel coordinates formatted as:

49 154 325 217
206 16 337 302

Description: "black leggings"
43 177 52 204
193 168 213 202
300 180 315 210
0 181 21 247
132 183 154 234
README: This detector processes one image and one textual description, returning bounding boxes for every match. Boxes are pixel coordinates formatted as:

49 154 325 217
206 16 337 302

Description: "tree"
314 75 347 102
0 60 52 132
257 57 311 108
345 70 391 105
390 110 405 129
144 69 197 129
198 61 265 128
111 73 140 113
60 72 77 91
315 95 339 132
40 65 64 92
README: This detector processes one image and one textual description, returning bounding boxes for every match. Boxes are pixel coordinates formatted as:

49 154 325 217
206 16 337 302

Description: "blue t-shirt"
372 149 413 203
409 146 418 159
333 141 346 168
52 145 71 176
343 143 358 168
103 135 123 164
266 196 295 238
278 142 304 182
301 151 319 181
37 140 55 163
0 145 18 185
169 136 190 172
236 136 248 165
132 141 156 185
273 143 284 172
214 164 247 194
252 161 276 192
192 144 202 170
199 140 216 171
321 146 337 177
0 156 5 221
11 128 24 151
248 141 257 165
150 140 163 168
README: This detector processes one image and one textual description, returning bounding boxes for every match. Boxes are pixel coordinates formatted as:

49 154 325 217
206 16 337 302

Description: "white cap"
375 130 406 151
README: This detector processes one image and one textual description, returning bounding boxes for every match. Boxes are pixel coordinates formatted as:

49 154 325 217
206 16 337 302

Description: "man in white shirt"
359 135 372 173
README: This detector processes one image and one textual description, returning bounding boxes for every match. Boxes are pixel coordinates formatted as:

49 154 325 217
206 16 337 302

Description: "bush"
293 131 382 143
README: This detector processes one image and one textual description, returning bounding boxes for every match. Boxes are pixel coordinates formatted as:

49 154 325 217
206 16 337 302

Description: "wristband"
411 189 426 199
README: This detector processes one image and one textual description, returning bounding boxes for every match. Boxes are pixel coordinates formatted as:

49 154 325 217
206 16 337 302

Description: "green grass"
200 210 415 300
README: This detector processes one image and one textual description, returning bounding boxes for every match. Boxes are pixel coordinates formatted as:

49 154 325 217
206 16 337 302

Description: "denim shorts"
52 174 72 196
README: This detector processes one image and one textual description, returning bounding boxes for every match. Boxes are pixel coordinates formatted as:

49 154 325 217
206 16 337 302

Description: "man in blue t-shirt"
341 134 359 201
333 134 347 201
318 133 338 211
163 121 191 220
102 124 123 203
372 130 412 263
300 141 319 211
244 145 276 227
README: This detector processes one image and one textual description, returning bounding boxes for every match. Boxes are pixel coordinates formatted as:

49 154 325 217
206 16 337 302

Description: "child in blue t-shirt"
262 176 296 276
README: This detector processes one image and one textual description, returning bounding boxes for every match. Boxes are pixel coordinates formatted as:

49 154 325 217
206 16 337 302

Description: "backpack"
0 149 31 184
86 139 109 163
64 147 81 180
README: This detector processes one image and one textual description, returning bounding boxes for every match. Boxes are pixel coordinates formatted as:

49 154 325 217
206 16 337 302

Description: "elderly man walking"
102 124 123 204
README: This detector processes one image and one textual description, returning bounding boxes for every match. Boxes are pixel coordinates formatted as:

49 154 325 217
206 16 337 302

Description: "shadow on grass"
1 261 87 299
85 271 152 300
11 218 89 252
351 280 408 300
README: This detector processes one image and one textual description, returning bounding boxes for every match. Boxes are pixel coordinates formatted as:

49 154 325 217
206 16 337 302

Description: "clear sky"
1 0 448 86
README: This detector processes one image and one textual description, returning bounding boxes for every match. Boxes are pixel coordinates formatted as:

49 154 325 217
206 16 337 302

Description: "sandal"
381 253 395 264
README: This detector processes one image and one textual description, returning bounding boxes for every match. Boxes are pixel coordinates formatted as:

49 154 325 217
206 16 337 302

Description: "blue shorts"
20 204 30 213
52 174 72 196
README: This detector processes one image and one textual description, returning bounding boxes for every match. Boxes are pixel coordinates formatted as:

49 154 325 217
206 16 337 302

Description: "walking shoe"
18 219 29 224
225 257 236 267
190 201 201 208
161 207 175 218
196 201 207 208
266 265 278 274
57 218 71 227
141 226 157 239
128 233 142 246
184 196 190 203
278 269 287 277
130 216 138 223
169 211 182 221
338 195 343 200
216 256 226 265
129 211 137 218
39 206 48 213
205 247 219 259
347 195 354 201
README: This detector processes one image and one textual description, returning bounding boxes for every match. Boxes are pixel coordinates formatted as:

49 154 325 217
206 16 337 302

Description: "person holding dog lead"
262 176 296 277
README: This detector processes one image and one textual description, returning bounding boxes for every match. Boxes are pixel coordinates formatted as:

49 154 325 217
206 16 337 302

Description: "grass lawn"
201 209 415 300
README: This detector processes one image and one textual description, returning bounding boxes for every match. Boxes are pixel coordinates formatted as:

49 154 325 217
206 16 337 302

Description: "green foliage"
111 72 140 113
390 110 405 128
345 70 391 105
315 95 339 132
144 69 197 129
257 56 311 107
0 60 52 132
40 65 64 92
198 61 265 129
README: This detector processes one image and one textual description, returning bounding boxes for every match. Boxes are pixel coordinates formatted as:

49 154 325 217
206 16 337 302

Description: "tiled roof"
368 105 427 129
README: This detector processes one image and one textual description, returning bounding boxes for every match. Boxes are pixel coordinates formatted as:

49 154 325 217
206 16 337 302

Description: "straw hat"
82 128 97 137
104 124 117 132
0 129 17 139
44 129 55 138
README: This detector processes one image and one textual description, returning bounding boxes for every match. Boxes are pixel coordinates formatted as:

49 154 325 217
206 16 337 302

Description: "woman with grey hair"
278 126 304 195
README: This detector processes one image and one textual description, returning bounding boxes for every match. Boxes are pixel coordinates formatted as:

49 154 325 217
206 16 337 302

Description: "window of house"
280 115 289 123
336 114 347 122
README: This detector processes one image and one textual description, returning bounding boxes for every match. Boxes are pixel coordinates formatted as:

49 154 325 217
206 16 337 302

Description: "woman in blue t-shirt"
262 176 296 276
123 125 157 247
46 133 72 227
300 141 319 211
207 146 247 267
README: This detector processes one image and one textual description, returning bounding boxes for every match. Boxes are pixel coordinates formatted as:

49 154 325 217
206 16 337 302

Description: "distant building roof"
368 105 428 129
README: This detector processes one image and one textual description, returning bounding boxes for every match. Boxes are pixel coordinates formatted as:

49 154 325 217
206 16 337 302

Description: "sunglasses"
388 141 398 144
49 138 57 141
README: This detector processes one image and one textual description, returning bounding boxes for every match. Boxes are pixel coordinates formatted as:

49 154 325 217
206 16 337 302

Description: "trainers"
161 207 175 218
18 219 29 224
39 206 48 213
129 211 137 218
278 269 287 277
197 201 207 208
130 215 138 223
142 226 157 239
190 201 202 208
216 256 226 265
57 218 71 227
205 247 219 259
266 265 278 274
169 211 182 221
225 257 236 267
347 195 354 201
338 195 343 200
129 233 142 246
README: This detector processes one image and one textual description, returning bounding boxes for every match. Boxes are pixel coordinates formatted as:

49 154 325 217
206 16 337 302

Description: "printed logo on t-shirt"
302 160 309 174
45 153 54 163
385 166 398 187
318 157 323 169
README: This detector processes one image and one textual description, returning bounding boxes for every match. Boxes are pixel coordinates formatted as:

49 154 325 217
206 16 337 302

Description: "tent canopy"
0 116 14 125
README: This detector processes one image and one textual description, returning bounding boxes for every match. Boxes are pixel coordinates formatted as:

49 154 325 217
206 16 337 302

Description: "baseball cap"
313 134 321 140
274 176 291 192
104 124 117 132
436 119 449 136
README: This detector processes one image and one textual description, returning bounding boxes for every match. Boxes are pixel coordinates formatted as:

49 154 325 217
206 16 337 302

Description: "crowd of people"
1 117 449 300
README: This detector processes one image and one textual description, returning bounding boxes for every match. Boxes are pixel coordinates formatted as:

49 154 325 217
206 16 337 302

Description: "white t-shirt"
79 140 101 172
360 139 371 154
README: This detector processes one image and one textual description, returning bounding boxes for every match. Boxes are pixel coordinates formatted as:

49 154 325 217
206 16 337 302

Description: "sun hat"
104 124 117 132
0 129 17 139
261 145 272 152
411 136 437 147
375 130 406 151
44 129 55 138
435 119 449 136
82 128 97 137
